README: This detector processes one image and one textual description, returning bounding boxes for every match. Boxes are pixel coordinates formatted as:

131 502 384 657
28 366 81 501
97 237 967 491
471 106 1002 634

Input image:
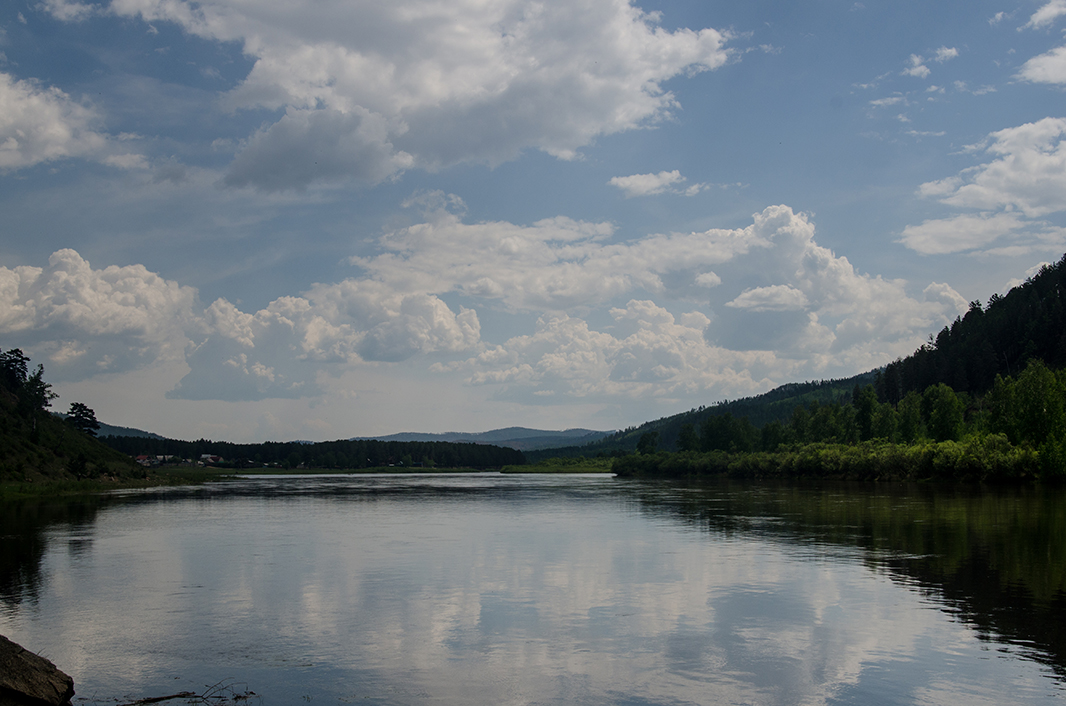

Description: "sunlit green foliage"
614 360 1066 482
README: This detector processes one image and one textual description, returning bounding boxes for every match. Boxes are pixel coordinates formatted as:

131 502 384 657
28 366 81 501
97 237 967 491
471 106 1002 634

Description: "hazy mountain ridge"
525 371 878 461
354 427 612 451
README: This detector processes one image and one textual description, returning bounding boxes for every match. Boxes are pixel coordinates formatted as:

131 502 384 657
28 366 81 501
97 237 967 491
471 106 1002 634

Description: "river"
1 473 1064 705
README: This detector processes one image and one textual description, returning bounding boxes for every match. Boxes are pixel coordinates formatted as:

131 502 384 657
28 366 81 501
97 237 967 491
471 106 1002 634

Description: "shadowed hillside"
0 348 140 484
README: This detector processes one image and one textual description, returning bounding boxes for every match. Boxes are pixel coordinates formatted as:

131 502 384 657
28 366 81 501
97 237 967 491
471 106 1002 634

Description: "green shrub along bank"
615 359 1066 482
613 437 1049 482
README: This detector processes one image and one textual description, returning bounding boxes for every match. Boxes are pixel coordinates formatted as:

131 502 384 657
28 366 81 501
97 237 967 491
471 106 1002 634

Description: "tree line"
617 359 1066 481
876 254 1066 402
100 434 526 470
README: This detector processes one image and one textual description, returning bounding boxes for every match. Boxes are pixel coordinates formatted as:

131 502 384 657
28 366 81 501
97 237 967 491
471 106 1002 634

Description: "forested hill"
877 253 1066 403
531 253 1066 461
526 370 877 460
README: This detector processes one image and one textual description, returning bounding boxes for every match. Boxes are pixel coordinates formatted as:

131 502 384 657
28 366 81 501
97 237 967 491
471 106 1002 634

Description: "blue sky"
2 0 1065 442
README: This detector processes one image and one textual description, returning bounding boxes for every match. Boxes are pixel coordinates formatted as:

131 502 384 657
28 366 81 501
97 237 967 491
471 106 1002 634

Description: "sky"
1 0 1065 442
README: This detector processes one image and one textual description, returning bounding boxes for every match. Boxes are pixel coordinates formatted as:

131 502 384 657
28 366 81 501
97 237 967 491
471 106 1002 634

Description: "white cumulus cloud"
726 284 809 312
610 170 691 197
934 46 958 62
0 72 143 172
899 213 1030 255
903 55 930 78
2 204 967 406
917 117 1066 218
0 248 481 401
0 249 197 378
1023 0 1066 28
1016 45 1066 84
903 117 1066 255
54 0 732 191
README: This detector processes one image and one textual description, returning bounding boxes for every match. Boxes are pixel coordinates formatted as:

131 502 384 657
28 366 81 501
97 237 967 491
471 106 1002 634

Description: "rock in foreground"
0 635 74 706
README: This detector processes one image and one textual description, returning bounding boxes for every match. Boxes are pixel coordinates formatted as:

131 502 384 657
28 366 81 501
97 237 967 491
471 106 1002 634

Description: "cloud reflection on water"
1 475 1062 705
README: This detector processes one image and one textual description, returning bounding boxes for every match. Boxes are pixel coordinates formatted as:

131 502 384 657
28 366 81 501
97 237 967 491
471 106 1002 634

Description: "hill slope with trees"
877 255 1066 401
533 254 1066 478
0 348 139 484
610 254 1066 481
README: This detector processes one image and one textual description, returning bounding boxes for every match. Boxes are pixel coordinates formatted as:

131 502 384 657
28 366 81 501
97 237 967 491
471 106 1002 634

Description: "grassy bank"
0 467 236 500
613 435 1060 482
502 457 614 473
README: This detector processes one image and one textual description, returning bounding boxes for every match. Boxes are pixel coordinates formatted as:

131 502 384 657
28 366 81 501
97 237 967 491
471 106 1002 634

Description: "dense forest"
526 373 876 461
615 360 1065 481
100 434 525 470
613 255 1066 482
877 254 1066 401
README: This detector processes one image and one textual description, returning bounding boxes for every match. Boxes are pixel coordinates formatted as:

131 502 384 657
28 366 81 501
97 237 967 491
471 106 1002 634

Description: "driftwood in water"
0 634 74 706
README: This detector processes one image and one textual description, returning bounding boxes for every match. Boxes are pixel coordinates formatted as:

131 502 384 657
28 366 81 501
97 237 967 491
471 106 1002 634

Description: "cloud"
0 248 480 401
1005 261 1054 290
902 118 1066 255
0 72 143 172
1016 45 1066 84
695 272 722 288
170 282 482 401
2 205 965 405
457 305 774 403
430 205 967 402
0 249 197 379
934 46 958 62
352 193 770 313
224 107 414 192
903 55 930 78
609 170 687 197
58 0 731 191
1023 0 1066 28
899 212 1030 254
916 117 1066 218
726 284 809 312
37 0 96 22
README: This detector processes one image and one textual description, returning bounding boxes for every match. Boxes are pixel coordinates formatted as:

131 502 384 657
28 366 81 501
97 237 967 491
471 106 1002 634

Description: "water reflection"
0 495 112 610
622 478 1066 681
0 475 1063 705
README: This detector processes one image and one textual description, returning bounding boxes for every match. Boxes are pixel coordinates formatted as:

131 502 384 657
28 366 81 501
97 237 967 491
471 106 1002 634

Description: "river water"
1 473 1064 705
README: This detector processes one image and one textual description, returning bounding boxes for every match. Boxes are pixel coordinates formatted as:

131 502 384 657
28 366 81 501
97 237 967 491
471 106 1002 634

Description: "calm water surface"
1 474 1064 705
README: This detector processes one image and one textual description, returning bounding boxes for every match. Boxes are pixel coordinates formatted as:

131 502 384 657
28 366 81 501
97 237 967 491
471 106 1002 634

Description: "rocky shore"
0 635 74 706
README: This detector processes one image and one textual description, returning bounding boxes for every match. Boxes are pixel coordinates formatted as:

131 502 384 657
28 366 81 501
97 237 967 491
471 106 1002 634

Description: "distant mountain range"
94 420 610 452
524 371 878 461
353 427 612 451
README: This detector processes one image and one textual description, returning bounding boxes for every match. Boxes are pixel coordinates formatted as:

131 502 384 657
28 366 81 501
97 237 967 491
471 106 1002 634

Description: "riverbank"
0 634 74 706
613 436 1064 482
0 468 236 500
